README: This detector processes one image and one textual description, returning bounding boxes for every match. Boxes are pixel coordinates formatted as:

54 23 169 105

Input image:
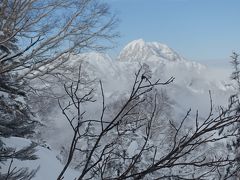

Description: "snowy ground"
1 137 79 180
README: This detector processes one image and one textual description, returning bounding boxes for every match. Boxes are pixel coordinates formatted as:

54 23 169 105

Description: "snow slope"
1 137 79 180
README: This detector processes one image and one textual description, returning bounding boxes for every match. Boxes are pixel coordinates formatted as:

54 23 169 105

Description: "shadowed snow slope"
1 137 79 180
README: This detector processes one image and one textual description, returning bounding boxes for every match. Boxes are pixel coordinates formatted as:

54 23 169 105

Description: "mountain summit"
118 39 183 62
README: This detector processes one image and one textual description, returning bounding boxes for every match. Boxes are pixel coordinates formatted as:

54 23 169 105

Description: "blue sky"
106 0 240 67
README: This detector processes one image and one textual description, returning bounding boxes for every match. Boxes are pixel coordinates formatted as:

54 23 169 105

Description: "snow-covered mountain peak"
124 39 146 49
118 39 184 62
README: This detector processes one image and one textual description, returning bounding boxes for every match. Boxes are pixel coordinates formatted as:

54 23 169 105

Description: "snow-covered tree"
228 52 240 178
0 20 39 180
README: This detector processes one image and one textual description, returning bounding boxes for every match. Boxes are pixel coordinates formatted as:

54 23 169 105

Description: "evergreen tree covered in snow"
0 2 38 178
228 52 240 178
0 24 37 138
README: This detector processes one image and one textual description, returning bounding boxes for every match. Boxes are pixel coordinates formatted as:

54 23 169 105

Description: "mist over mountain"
73 39 232 114
2 39 235 179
